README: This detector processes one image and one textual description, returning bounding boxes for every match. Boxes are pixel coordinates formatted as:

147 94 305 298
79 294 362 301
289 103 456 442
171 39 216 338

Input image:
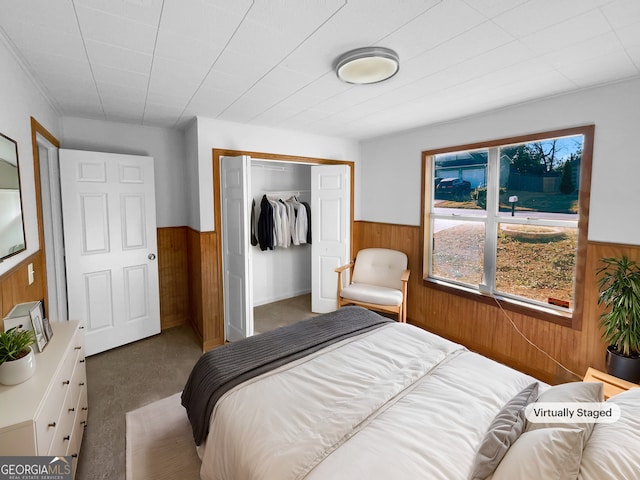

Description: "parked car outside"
436 177 471 200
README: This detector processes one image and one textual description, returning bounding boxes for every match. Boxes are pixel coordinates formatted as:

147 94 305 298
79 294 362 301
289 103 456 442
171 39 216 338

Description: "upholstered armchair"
335 248 410 322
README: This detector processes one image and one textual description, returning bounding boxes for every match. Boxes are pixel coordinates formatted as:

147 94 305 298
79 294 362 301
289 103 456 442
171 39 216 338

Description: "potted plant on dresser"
0 327 36 386
597 255 640 383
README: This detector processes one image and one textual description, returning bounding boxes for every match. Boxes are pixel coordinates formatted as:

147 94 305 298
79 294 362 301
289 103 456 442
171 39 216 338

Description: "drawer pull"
71 453 78 458
79 359 85 363
74 346 82 350
80 420 86 425
63 435 70 441
79 325 85 329
62 380 70 385
79 382 85 386
68 407 75 412
82 407 88 411
48 422 56 428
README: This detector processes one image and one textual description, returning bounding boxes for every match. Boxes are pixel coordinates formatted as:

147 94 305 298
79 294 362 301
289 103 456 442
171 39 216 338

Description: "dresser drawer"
67 387 88 458
48 389 76 456
34 337 81 453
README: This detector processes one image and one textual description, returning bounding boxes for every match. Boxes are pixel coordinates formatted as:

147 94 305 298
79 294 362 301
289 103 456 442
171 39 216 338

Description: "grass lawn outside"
432 223 577 307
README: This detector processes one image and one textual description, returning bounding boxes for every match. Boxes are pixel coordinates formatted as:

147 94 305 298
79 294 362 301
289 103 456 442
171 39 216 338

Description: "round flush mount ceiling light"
335 47 399 85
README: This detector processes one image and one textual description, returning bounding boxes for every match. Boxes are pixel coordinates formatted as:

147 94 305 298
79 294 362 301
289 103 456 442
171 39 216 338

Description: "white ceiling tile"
144 89 192 107
519 9 612 55
11 48 92 81
85 39 152 75
413 20 515 70
102 96 146 113
1 21 85 60
94 82 147 103
143 102 185 126
75 5 158 54
625 45 640 69
493 0 608 37
461 0 530 19
601 0 640 29
249 103 306 126
92 63 149 90
540 32 623 68
382 0 487 60
556 49 639 86
100 111 144 124
74 0 163 26
615 21 640 49
145 56 212 106
184 86 236 118
0 0 80 31
159 0 252 44
153 29 223 65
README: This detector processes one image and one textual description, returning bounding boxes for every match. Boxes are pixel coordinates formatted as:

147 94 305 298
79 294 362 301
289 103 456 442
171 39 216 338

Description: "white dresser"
0 321 87 473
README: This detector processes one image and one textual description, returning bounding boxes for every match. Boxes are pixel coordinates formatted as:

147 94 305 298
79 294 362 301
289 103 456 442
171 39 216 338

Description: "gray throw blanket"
181 306 392 445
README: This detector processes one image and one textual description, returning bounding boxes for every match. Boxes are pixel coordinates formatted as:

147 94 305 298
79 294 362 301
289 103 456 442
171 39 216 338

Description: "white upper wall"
359 76 640 246
0 35 60 276
193 116 360 231
60 117 188 228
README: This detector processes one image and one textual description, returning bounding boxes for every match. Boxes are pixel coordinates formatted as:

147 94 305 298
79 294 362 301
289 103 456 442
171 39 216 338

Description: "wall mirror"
0 132 26 261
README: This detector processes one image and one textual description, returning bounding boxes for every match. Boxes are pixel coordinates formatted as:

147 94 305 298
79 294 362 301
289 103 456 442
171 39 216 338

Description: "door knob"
148 253 156 260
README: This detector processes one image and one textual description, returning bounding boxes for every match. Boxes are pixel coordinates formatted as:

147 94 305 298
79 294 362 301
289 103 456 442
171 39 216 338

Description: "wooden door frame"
30 117 61 318
212 148 355 339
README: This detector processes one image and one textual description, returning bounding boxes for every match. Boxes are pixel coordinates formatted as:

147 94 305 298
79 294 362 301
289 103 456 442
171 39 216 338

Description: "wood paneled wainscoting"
0 252 47 328
156 226 222 351
157 227 190 330
185 228 222 351
354 220 640 385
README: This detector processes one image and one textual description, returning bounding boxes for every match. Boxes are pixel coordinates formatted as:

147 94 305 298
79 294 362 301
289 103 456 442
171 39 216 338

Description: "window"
422 126 593 327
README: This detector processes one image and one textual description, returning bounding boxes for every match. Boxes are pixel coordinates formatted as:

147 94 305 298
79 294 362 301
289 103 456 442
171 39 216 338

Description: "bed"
182 306 640 480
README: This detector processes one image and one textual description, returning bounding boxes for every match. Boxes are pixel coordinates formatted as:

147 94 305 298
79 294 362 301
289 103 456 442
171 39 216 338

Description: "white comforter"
200 322 538 480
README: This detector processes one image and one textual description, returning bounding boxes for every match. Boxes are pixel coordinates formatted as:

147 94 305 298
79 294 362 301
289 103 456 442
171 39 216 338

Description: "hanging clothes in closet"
253 194 311 250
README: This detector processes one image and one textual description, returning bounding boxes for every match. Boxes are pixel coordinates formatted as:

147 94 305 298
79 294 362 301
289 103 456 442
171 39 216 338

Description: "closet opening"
213 149 354 342
251 159 315 334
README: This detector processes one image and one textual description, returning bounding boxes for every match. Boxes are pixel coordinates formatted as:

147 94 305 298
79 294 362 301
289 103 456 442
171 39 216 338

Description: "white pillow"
525 381 603 449
492 428 584 480
578 388 640 480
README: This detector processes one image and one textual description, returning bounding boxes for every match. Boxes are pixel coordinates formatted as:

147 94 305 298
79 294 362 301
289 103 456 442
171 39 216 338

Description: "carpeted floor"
254 293 318 333
126 393 200 480
76 295 312 479
75 324 202 480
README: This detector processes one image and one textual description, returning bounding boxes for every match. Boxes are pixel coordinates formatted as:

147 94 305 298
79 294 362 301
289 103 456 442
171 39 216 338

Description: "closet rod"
252 164 286 172
263 190 310 197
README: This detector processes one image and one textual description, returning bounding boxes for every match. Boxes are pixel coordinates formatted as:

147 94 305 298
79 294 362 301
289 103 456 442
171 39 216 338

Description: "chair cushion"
351 248 408 290
340 283 403 306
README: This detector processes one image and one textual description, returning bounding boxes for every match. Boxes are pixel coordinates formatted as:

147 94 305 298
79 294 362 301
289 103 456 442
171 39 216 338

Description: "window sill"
423 277 578 329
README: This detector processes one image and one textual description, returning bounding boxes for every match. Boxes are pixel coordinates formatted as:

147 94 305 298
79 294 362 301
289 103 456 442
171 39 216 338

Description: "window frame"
421 125 594 329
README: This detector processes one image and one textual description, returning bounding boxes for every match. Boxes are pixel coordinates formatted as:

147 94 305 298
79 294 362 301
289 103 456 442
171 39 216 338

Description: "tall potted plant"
0 327 36 385
597 255 640 383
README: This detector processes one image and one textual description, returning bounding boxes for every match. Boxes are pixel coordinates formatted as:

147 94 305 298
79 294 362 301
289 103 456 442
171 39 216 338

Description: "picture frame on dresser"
42 317 53 342
29 302 47 352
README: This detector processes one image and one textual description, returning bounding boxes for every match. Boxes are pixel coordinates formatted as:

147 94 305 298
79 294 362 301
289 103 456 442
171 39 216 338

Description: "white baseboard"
253 289 312 307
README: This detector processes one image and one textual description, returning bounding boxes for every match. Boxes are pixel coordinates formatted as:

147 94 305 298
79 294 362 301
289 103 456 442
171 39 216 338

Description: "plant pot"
0 347 36 386
605 345 640 384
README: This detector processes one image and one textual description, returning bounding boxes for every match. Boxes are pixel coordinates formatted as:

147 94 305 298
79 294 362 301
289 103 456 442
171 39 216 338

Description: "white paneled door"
311 164 350 313
59 150 161 356
220 155 254 342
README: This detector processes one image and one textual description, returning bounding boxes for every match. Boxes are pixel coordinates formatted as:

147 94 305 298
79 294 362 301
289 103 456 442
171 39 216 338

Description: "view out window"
423 126 593 324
